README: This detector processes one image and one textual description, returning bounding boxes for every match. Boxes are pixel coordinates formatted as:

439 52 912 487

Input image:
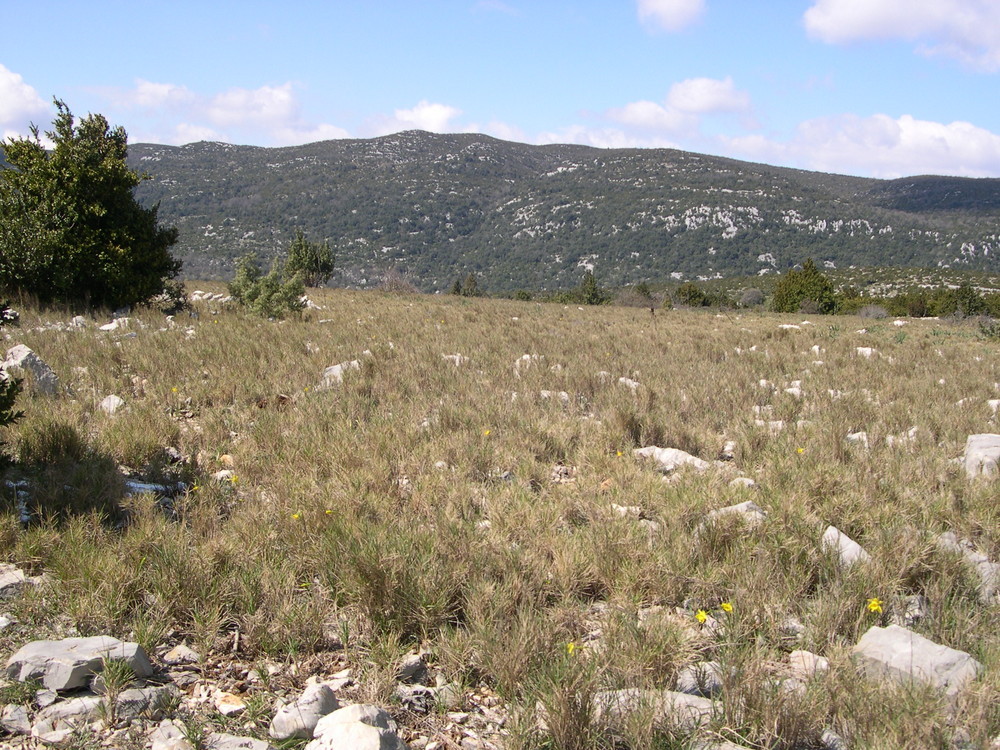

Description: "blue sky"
2 0 999 178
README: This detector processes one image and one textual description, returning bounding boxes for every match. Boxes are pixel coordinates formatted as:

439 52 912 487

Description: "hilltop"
126 132 1000 291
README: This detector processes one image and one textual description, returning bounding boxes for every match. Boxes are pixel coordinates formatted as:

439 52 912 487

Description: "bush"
771 259 836 314
675 282 707 307
0 100 180 309
284 230 334 287
228 254 305 319
739 288 765 307
858 304 888 319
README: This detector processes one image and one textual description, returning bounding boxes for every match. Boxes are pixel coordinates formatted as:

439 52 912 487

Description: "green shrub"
228 254 305 318
0 301 23 468
771 259 836 314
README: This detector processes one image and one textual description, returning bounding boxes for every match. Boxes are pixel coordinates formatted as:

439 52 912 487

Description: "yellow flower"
566 642 576 655
796 447 805 454
171 387 178 393
325 509 333 515
229 474 238 484
616 450 623 457
483 429 491 436
291 513 301 520
720 602 733 613
695 610 708 624
866 597 883 614
190 484 200 493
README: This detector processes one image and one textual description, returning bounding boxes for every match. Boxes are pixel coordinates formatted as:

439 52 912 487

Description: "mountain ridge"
12 131 1000 291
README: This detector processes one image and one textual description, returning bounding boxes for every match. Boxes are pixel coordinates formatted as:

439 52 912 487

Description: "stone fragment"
319 360 360 387
890 595 931 627
6 636 153 691
674 661 723 697
634 446 710 473
851 624 983 696
163 644 201 665
116 684 179 720
592 689 715 732
396 653 427 684
205 732 275 750
31 695 102 744
788 650 829 681
149 719 194 750
705 500 767 528
100 394 125 414
1 704 31 735
0 565 28 598
1 345 59 395
215 691 246 716
269 683 339 740
822 525 871 567
963 434 1000 479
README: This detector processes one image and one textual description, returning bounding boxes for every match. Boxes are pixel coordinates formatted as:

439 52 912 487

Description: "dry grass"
1 289 998 747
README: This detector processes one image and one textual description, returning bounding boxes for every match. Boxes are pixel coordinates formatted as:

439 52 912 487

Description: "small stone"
964 434 1000 479
100 394 125 414
788 650 829 680
215 692 246 716
891 595 930 627
1 345 60 395
822 525 871 567
205 732 274 750
269 683 339 740
674 661 723 697
163 644 201 665
634 446 710 473
396 653 427 684
1 704 31 735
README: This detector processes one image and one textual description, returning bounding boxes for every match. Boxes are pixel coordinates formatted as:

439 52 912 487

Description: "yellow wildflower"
866 597 883 614
171 387 178 393
483 429 491 436
291 513 301 520
796 447 805 454
566 642 576 655
720 602 733 613
695 610 708 624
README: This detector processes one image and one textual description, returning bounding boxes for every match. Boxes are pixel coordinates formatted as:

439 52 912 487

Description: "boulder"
0 704 31 735
0 565 28 598
1 344 59 395
6 635 153 691
963 434 1000 479
319 359 360 387
269 683 339 740
309 704 406 750
205 733 275 750
822 525 871 567
31 695 102 744
852 624 983 696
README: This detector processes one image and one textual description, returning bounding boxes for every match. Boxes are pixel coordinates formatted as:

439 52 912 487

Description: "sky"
2 0 1000 179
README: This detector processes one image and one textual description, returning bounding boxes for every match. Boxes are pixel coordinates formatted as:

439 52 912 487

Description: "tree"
0 100 180 308
578 270 609 305
675 282 707 307
228 254 305 318
461 273 481 297
284 229 334 287
771 259 835 314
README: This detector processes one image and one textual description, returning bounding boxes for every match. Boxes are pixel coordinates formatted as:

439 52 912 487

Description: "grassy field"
1 288 998 749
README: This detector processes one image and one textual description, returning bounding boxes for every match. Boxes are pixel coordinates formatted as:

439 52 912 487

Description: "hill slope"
79 131 1000 289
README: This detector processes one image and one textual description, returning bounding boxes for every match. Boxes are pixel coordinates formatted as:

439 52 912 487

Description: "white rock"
846 431 869 449
215 691 246 716
31 695 102 743
856 347 876 359
269 684 339 740
852 624 983 697
441 354 468 367
163 644 201 665
320 359 361 387
592 689 715 732
963 434 1000 479
674 661 723 697
634 446 710 473
822 525 871 567
618 376 641 391
100 394 125 414
754 419 785 434
729 477 756 489
1 345 59 395
788 650 829 680
6 636 153 691
310 705 406 750
705 500 767 528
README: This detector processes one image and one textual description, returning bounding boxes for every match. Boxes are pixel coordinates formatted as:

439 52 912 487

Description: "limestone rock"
6 636 153 691
163 644 201 665
634 446 710 473
2 344 59 395
1 703 31 735
705 500 767 528
592 689 715 732
852 624 983 696
100 394 125 414
963 434 1000 479
31 695 102 743
674 661 723 697
149 719 194 750
0 565 28 598
319 359 360 388
310 704 406 750
788 650 829 681
822 525 871 567
205 732 275 750
269 683 339 740
396 653 427 684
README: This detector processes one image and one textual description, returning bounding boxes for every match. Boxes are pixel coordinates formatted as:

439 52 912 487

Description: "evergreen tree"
284 229 334 287
0 100 180 308
578 270 609 305
228 254 305 318
771 259 836 314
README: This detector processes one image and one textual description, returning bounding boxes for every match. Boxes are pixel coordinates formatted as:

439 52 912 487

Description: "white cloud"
607 100 695 133
369 100 463 136
535 124 681 150
667 76 750 114
0 64 49 135
107 79 196 110
723 113 1000 178
637 0 704 32
206 83 299 128
804 0 1000 71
